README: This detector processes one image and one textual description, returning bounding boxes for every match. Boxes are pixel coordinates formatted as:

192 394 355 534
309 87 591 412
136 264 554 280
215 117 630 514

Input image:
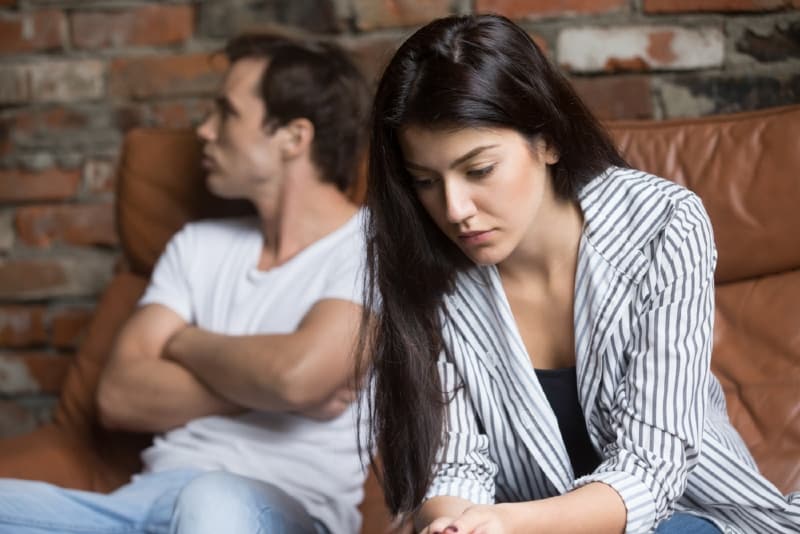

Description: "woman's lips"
458 229 494 245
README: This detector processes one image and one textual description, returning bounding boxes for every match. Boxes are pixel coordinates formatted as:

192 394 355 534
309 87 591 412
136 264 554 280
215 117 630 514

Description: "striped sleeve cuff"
425 475 494 505
572 470 656 534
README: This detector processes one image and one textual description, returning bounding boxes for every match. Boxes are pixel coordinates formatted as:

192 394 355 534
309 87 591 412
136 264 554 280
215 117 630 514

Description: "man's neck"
251 171 358 271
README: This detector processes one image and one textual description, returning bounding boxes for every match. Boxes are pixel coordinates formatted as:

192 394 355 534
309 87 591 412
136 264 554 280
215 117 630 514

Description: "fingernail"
444 528 459 533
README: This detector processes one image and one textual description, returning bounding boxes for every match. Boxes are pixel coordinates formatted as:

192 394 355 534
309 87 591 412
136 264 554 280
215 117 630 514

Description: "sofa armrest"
0 424 96 489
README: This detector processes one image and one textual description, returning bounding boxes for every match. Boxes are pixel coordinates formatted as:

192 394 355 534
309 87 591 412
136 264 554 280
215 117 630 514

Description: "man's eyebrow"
215 96 240 116
405 145 499 171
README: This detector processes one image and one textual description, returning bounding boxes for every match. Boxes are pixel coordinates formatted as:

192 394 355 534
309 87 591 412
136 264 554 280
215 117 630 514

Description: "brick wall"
0 0 798 437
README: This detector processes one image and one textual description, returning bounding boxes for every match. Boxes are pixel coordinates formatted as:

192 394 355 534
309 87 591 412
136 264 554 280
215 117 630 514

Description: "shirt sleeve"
320 221 367 305
138 224 196 322
572 194 718 533
425 318 499 505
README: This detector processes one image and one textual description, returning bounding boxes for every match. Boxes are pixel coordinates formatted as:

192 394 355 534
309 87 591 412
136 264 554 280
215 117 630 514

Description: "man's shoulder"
306 208 366 258
180 216 260 238
170 216 259 249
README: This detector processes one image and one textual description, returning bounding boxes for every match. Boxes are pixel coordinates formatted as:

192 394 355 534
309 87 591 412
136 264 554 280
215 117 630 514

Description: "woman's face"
399 125 559 266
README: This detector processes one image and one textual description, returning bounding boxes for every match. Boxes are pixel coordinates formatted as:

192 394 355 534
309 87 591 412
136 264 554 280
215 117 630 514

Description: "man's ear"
280 118 314 159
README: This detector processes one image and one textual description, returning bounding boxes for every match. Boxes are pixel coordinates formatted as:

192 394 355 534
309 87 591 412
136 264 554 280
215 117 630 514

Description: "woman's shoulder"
580 166 697 212
578 166 713 275
582 167 706 238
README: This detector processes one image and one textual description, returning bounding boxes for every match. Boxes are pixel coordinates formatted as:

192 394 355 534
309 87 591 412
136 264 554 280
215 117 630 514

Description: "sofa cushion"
712 270 800 492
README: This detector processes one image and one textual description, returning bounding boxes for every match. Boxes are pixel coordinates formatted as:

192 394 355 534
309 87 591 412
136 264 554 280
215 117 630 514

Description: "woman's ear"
544 145 560 165
533 136 560 165
280 118 315 159
542 137 560 165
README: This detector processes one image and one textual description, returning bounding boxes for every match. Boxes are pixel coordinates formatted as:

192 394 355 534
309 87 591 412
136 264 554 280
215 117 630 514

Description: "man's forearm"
165 326 319 412
97 355 242 433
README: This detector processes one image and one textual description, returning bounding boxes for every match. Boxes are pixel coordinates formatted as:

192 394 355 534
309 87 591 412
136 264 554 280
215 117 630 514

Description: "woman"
359 13 800 534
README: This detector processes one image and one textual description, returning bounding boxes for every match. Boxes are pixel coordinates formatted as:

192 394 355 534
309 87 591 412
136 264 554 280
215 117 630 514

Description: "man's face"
196 58 284 199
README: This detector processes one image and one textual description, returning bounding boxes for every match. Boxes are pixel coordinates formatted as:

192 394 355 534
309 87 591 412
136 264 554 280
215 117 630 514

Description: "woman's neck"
498 193 583 291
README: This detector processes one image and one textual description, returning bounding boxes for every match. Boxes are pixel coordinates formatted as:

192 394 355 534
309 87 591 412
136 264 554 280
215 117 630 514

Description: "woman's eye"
467 165 494 178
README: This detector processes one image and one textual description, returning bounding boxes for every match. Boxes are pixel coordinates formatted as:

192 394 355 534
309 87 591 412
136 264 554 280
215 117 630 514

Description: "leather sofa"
0 104 797 533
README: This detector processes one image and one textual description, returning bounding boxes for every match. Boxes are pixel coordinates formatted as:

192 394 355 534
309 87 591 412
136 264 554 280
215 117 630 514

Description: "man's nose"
196 113 217 142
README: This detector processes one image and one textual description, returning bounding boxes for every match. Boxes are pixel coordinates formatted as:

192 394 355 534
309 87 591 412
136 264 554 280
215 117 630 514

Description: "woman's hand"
419 516 455 534
421 504 516 534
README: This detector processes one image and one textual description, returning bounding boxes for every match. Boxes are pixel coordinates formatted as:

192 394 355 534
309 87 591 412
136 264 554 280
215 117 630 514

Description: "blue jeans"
655 512 722 533
0 470 327 534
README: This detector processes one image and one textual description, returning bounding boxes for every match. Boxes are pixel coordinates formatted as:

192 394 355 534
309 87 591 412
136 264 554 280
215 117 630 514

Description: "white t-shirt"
138 211 367 534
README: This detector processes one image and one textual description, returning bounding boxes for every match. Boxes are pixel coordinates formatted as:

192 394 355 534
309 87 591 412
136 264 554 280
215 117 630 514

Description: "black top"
535 366 601 479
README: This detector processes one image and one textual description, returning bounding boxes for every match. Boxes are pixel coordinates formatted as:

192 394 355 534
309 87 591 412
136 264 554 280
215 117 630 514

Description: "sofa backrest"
607 104 800 492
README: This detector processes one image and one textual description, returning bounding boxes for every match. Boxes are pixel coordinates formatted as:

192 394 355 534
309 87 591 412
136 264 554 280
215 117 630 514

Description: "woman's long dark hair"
356 13 626 519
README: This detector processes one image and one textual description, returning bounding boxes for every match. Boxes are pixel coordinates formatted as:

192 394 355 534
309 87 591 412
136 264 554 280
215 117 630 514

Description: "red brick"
353 0 452 30
71 5 194 50
15 203 117 248
0 9 65 54
1 107 90 153
0 259 68 298
109 53 226 99
570 75 653 120
49 307 92 349
4 107 90 136
477 0 626 18
643 0 787 12
148 100 212 128
0 168 81 202
0 352 70 394
0 306 47 348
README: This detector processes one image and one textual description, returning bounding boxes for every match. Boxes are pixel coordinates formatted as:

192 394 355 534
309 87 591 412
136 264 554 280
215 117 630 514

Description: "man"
0 33 370 534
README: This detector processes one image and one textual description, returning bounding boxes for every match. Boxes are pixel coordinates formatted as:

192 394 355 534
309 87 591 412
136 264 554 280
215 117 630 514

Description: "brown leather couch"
0 104 797 533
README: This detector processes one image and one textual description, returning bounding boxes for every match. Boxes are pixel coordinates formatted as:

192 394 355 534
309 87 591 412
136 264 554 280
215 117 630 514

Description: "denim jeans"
0 469 327 534
655 512 723 533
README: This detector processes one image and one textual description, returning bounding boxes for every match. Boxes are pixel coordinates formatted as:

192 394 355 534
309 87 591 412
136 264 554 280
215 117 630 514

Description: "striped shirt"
426 167 800 533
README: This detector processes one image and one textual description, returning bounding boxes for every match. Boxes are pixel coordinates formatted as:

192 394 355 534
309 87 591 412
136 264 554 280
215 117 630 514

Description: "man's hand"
297 386 357 421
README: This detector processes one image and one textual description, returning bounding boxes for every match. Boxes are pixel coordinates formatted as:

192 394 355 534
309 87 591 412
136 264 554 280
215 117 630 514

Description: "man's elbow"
267 357 345 412
96 378 135 431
